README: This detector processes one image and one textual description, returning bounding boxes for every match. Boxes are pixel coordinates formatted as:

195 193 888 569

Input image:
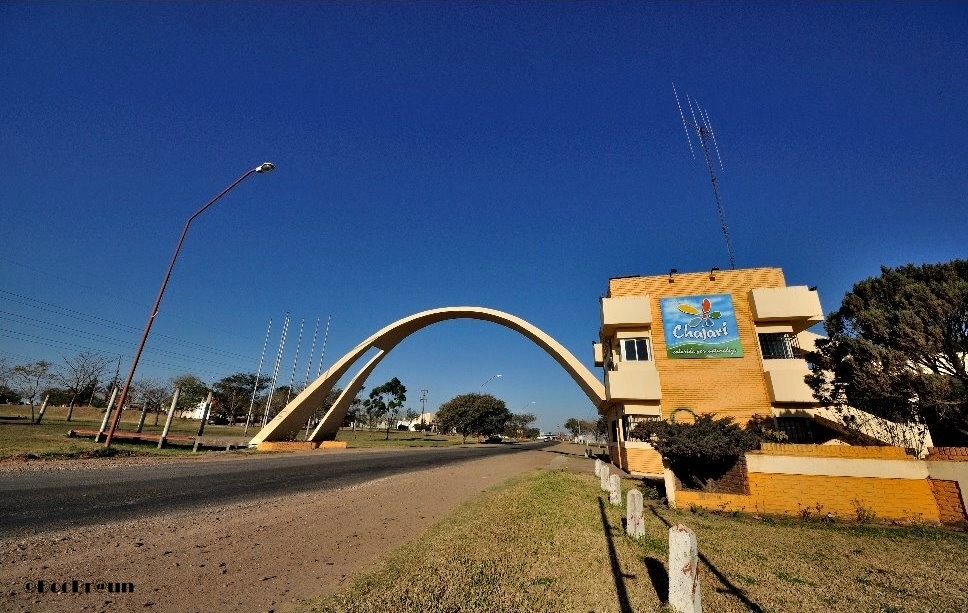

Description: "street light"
480 374 502 391
103 162 276 448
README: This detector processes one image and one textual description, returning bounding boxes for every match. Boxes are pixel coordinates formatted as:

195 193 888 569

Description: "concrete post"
668 524 701 613
136 403 148 433
608 474 622 506
600 464 610 492
626 489 645 538
34 394 50 424
96 387 119 443
594 458 603 477
158 388 179 449
196 392 213 437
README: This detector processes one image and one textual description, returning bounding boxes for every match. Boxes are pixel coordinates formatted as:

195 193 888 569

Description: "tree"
806 260 968 446
564 417 599 441
131 378 168 430
435 393 512 443
169 374 209 412
366 378 407 440
56 351 110 421
564 418 580 437
506 412 536 438
9 360 55 423
213 372 269 424
630 414 760 489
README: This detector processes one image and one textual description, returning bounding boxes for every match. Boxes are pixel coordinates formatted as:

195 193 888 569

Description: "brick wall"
758 443 910 460
621 447 664 476
929 479 967 525
609 268 786 426
927 447 968 462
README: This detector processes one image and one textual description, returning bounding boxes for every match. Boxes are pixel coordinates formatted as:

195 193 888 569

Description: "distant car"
482 435 503 443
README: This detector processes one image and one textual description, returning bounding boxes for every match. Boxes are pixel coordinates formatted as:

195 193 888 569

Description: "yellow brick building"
594 267 823 476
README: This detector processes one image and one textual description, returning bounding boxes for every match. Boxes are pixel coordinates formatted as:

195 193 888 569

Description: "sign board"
660 294 743 359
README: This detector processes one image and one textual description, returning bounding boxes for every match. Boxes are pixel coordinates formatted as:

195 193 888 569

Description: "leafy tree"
505 412 536 438
806 260 968 445
56 351 110 420
213 372 269 424
366 377 407 440
595 416 608 442
436 393 512 443
9 360 55 423
630 414 760 489
169 374 209 411
564 417 581 437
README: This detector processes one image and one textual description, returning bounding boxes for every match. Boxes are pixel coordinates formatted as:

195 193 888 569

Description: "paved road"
0 442 550 536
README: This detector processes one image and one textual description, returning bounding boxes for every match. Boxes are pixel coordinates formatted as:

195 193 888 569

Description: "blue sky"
2 2 965 431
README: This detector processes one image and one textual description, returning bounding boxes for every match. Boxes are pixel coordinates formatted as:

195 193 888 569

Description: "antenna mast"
673 82 737 269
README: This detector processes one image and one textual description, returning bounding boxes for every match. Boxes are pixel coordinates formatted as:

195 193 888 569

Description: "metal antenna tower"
261 312 289 427
244 317 272 435
285 318 305 404
673 82 737 269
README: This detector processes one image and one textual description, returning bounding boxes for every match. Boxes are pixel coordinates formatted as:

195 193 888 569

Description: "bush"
631 413 759 489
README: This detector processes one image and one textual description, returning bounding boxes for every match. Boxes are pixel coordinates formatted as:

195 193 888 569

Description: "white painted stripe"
747 454 929 479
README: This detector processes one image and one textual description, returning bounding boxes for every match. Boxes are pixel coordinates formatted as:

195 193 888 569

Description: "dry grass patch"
300 468 968 613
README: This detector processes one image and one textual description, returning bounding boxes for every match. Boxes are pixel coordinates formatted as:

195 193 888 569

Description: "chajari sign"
660 293 743 359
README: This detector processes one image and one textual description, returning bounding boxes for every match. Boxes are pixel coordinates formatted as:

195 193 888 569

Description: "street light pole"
480 373 502 392
104 162 275 448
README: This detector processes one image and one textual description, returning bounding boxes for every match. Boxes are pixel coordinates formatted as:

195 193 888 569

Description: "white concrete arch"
248 306 606 446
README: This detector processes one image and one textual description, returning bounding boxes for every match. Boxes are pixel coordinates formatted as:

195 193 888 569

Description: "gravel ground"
0 447 564 613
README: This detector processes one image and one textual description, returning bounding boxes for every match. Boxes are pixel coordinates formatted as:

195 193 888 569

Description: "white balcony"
606 363 661 401
749 286 823 333
601 295 652 335
763 359 815 403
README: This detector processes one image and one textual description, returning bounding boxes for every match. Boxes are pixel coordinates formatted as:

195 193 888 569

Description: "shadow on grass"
643 557 669 604
598 498 634 613
648 505 765 613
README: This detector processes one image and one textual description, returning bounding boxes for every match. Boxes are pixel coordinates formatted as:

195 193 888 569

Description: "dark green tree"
213 372 270 423
436 393 512 443
169 373 209 411
631 414 759 489
366 377 407 440
806 260 968 445
505 412 536 438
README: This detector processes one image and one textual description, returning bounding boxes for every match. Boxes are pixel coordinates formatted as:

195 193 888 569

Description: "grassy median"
299 468 968 613
0 404 469 460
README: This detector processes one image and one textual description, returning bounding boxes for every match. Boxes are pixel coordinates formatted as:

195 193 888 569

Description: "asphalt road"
0 442 551 537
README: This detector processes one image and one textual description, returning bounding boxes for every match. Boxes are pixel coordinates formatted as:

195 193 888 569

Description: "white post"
95 387 119 442
34 394 50 424
158 388 180 449
608 474 622 506
600 464 610 492
594 458 603 477
668 524 702 613
626 489 645 538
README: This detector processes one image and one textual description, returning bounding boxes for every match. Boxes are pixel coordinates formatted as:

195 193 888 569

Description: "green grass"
297 469 968 613
0 404 472 460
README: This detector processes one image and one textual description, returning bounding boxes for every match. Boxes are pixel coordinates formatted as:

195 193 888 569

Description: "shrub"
631 413 759 489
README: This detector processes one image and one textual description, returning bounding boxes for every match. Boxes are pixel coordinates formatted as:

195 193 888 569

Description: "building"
595 266 826 477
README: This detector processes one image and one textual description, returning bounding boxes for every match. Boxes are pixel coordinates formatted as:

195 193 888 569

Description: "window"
758 333 798 360
624 414 660 441
621 338 651 361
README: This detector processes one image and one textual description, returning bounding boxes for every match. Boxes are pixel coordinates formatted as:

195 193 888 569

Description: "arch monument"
248 306 606 447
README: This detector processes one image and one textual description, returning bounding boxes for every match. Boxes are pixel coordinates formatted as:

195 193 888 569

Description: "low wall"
928 447 968 462
257 441 348 452
672 444 968 524
620 444 664 476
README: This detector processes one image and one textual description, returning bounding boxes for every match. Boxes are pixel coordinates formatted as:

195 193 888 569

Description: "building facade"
595 267 823 476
